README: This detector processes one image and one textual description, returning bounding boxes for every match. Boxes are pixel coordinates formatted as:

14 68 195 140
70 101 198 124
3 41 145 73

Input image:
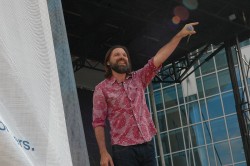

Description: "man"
92 22 199 166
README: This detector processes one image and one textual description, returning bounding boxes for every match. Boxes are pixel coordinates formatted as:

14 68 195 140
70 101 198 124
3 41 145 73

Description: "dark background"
62 0 250 70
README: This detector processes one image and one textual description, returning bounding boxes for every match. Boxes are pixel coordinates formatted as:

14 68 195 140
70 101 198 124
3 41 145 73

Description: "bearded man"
92 22 199 166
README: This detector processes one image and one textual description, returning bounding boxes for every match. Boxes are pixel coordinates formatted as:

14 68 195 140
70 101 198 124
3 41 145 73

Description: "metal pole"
235 36 250 105
149 83 166 166
225 40 250 165
47 1 90 165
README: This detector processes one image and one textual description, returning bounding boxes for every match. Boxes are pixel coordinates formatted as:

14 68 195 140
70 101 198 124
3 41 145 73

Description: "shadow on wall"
77 88 111 166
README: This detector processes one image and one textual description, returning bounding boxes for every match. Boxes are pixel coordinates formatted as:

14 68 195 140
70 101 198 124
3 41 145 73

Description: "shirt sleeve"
92 86 108 128
136 57 162 88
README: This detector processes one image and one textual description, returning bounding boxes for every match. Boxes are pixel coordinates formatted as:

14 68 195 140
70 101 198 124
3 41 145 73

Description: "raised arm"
153 22 199 68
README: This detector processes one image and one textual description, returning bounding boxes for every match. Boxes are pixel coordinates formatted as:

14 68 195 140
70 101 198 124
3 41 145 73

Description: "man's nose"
118 57 126 62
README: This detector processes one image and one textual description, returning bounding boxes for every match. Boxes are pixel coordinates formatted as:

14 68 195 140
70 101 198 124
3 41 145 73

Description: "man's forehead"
112 48 126 53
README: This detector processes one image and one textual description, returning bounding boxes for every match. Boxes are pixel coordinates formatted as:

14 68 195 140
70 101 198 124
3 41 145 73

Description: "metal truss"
72 43 226 82
153 44 225 84
225 39 250 165
72 57 105 73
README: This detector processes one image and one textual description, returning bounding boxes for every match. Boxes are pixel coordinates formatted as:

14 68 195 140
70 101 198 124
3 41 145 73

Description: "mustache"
116 58 127 64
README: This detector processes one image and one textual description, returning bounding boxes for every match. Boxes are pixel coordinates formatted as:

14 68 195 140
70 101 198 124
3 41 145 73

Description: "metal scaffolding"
225 38 250 165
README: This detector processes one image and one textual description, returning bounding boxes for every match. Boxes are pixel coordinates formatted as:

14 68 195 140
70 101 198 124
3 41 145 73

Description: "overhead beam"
73 57 105 73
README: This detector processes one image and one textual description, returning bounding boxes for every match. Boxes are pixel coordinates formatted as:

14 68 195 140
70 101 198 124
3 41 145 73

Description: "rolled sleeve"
92 86 108 128
148 58 162 72
137 58 162 88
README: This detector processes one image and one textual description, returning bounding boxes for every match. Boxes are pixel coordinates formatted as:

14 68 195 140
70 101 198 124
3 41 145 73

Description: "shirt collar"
109 73 132 85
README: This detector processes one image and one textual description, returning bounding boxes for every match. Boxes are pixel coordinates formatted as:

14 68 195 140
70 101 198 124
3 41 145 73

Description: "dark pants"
112 140 157 166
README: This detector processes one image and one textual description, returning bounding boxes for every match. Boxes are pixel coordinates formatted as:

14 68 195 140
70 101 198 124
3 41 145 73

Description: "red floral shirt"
92 58 161 146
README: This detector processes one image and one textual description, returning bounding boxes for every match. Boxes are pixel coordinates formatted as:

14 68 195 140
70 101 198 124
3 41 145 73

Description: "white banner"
0 1 73 166
181 67 198 97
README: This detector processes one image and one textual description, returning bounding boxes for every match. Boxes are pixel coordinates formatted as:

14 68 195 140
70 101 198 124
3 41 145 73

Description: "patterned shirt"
92 58 161 146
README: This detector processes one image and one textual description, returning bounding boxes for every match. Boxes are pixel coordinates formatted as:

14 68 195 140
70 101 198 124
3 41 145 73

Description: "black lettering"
14 136 19 142
18 140 23 147
0 121 6 131
14 137 22 147
23 141 30 150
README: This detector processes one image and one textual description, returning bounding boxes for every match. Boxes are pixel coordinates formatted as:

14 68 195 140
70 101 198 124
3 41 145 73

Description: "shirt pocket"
127 82 140 102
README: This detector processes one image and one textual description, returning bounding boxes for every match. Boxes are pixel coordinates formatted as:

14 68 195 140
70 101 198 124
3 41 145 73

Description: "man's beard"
110 62 130 74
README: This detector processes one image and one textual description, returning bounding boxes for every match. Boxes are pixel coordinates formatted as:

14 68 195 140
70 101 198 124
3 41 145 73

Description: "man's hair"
104 45 132 78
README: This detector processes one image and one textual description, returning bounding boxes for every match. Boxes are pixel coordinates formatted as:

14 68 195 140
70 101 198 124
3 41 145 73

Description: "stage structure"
225 38 250 165
64 0 250 165
71 9 250 166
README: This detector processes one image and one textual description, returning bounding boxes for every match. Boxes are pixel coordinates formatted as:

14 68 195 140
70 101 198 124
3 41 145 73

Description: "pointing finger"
190 22 199 26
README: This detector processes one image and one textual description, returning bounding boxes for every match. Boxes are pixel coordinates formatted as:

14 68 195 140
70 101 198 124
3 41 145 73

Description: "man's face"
108 48 130 74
